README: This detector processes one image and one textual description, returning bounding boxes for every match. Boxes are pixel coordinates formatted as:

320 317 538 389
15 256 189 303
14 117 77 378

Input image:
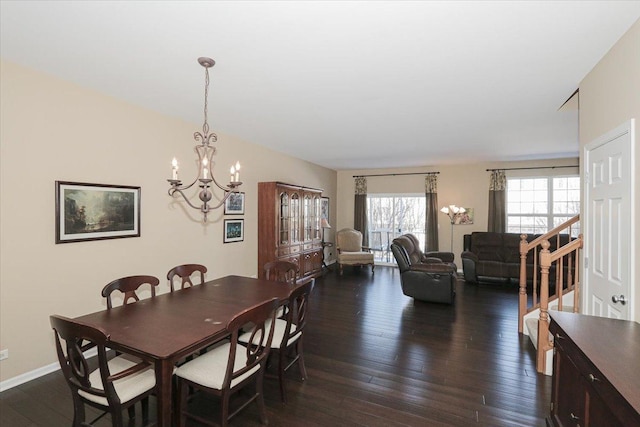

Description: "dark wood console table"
547 311 640 427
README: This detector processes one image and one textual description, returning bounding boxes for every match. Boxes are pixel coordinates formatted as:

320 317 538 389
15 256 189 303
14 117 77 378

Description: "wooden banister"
517 215 583 374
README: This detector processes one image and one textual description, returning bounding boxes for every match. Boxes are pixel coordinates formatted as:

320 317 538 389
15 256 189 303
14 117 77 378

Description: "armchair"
390 234 457 304
336 228 375 275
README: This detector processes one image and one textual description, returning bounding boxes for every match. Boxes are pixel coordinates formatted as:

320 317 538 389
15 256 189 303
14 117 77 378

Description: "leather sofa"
461 232 573 288
390 234 457 304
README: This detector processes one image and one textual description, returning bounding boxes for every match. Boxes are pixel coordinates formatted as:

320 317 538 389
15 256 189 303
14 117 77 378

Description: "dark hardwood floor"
0 266 551 426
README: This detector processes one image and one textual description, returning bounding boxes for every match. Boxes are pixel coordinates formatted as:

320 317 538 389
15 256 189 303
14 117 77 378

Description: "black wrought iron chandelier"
167 57 242 221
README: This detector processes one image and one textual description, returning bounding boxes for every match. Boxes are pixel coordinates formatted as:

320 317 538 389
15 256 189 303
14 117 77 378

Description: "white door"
584 120 635 319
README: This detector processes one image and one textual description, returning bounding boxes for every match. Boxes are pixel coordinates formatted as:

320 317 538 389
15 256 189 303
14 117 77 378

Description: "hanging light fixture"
167 57 242 221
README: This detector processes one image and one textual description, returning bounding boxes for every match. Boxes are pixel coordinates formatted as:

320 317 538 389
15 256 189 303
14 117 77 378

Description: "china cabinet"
258 182 323 279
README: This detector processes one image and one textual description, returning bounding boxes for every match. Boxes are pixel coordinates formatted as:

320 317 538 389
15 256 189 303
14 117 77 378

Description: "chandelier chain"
203 67 210 136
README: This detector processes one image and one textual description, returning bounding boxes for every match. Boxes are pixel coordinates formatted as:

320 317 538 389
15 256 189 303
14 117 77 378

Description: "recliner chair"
390 234 457 304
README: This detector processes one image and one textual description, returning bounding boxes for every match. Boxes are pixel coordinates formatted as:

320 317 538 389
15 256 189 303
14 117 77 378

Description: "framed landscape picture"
224 191 245 215
223 219 244 243
55 181 140 243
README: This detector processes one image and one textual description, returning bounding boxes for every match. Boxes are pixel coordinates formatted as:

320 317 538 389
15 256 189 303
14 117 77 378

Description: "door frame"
582 119 635 318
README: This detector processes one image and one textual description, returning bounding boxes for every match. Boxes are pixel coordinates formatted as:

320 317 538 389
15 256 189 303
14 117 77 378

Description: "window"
506 176 580 235
367 194 426 264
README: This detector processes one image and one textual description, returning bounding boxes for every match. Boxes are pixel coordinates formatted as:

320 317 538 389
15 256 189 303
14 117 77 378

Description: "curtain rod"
486 165 578 172
352 171 440 178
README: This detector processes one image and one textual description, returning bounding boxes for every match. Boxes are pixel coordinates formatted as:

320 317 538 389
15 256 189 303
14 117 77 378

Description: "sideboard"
547 311 640 427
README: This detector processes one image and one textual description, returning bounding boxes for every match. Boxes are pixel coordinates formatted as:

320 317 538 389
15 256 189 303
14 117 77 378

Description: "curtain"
488 170 506 232
425 174 439 252
354 177 369 246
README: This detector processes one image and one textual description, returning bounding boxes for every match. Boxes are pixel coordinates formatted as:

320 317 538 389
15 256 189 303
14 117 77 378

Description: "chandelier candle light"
167 57 242 221
440 205 466 252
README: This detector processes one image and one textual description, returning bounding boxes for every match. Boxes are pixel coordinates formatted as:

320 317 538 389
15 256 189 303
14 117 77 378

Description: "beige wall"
578 20 640 322
0 60 337 382
336 159 579 267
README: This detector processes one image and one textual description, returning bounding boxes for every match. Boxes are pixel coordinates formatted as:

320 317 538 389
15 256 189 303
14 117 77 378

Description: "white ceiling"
2 1 639 170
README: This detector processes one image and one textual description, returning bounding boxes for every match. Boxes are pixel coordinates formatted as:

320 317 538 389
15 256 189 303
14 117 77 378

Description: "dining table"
72 274 296 427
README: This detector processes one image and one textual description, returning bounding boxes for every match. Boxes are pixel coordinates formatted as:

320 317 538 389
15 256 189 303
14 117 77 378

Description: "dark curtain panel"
425 174 439 251
354 177 369 246
488 170 506 232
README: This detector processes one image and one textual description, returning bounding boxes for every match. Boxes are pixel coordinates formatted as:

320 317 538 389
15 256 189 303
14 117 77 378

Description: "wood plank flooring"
0 266 551 426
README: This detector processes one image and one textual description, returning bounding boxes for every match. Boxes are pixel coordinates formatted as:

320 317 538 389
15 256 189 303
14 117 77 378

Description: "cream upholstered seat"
336 228 375 275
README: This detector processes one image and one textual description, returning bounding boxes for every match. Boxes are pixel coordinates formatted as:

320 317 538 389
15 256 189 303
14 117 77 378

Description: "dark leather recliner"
390 234 457 304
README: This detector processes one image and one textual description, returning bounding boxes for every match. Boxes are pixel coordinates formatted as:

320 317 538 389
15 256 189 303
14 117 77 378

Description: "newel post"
518 234 528 334
537 240 552 373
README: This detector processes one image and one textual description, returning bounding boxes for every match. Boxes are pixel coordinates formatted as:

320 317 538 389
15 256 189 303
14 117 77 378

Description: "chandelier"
167 57 242 221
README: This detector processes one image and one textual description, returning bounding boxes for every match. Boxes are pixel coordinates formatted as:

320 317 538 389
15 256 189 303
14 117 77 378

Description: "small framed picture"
224 192 245 215
321 197 330 221
223 219 244 243
55 181 141 244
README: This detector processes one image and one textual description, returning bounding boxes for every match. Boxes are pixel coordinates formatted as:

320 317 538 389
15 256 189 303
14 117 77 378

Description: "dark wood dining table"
72 275 295 427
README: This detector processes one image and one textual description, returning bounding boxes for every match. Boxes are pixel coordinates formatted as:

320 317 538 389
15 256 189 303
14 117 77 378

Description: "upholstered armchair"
336 228 375 275
390 234 457 304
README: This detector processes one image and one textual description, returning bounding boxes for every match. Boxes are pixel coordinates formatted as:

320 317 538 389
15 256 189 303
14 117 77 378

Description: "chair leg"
71 396 86 427
339 263 343 275
141 397 149 423
221 391 231 427
127 405 136 420
278 349 287 403
297 339 308 380
256 371 268 423
372 263 375 274
176 379 188 427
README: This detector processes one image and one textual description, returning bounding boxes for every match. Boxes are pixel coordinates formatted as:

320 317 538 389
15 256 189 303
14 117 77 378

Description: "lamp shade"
320 218 331 228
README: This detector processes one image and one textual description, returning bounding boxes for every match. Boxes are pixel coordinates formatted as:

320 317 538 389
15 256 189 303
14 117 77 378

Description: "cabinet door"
303 193 313 242
278 191 290 246
586 388 623 427
553 342 586 427
290 192 300 244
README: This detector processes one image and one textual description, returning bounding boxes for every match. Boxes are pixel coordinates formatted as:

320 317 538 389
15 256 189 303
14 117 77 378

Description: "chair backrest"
224 298 279 389
392 234 424 265
50 315 117 405
264 260 299 284
281 277 314 349
167 264 207 292
336 228 363 252
390 242 412 273
101 275 160 309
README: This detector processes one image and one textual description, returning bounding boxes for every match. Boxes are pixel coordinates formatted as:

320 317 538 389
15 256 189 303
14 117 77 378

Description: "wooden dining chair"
101 275 160 309
264 260 299 284
50 315 156 427
167 263 207 292
239 277 314 402
174 297 279 427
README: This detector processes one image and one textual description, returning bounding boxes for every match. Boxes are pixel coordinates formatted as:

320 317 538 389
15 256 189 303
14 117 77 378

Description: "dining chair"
239 277 314 402
264 260 299 318
101 275 160 309
264 260 299 283
174 297 279 427
50 315 156 427
167 263 207 292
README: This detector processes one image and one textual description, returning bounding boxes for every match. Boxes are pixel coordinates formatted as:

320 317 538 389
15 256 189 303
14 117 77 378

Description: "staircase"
518 215 583 375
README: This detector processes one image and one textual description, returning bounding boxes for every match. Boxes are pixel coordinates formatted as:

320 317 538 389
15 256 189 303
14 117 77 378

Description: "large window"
506 176 580 235
367 194 425 264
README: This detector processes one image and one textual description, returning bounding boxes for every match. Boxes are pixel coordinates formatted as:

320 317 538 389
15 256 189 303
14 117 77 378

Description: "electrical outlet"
0 349 8 361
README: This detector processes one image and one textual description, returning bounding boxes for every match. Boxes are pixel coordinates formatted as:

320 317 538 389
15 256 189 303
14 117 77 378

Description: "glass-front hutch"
258 182 323 279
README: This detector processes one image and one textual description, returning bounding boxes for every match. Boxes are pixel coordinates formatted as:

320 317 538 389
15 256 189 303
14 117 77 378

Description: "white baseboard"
0 347 97 392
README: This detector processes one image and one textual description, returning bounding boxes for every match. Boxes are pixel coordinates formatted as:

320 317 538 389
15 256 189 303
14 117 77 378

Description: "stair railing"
518 215 581 334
